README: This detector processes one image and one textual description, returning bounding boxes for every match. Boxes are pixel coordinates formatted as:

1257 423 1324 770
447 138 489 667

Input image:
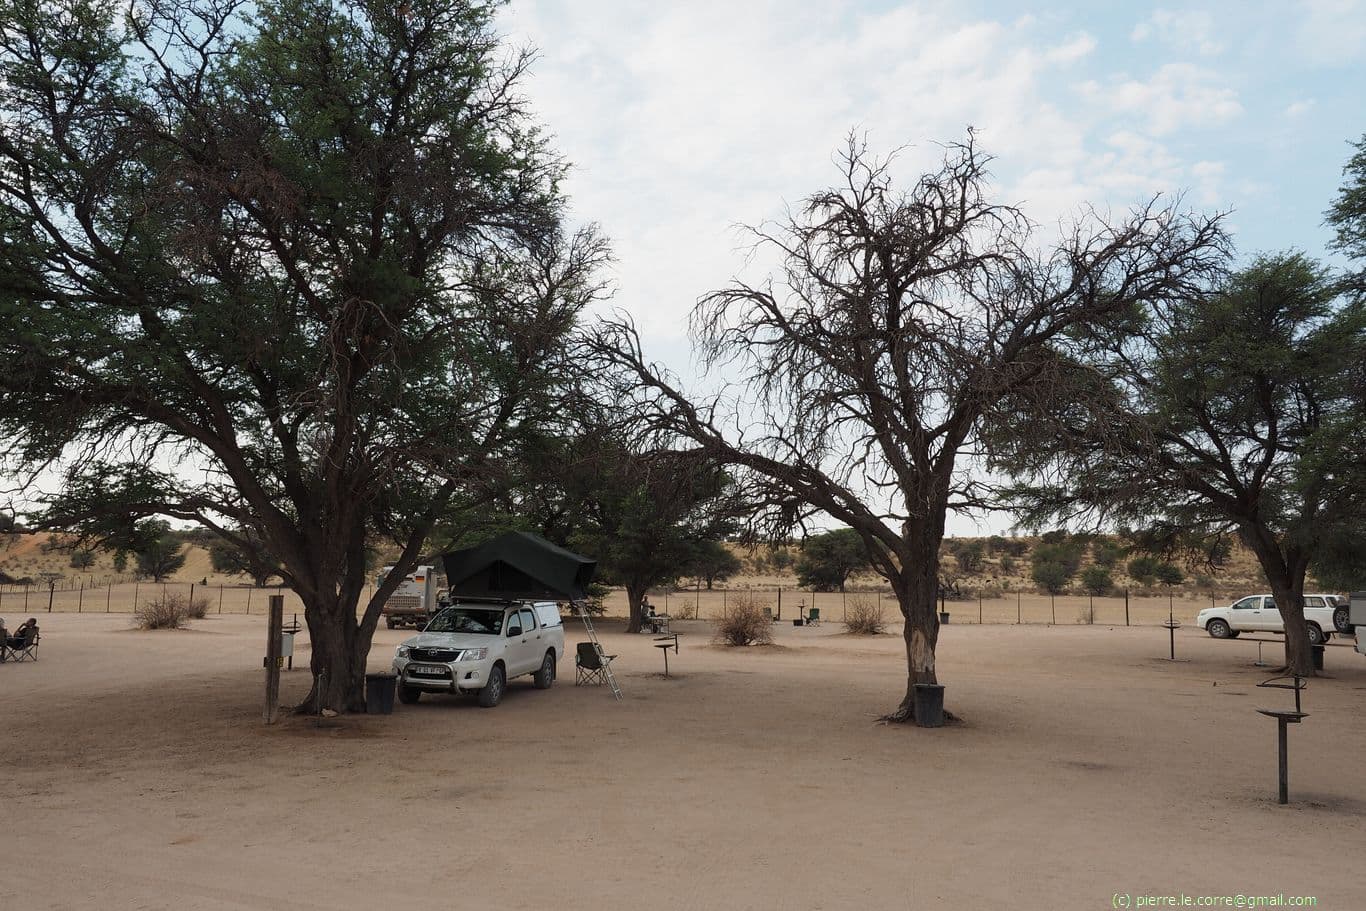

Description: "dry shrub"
844 595 886 635
1075 605 1095 625
714 592 772 646
136 593 190 629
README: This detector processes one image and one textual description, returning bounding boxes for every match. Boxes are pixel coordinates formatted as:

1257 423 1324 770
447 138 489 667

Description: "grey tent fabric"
441 531 597 601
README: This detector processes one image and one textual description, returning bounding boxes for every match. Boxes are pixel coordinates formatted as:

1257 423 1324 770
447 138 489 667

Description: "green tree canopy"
0 0 605 711
795 529 869 592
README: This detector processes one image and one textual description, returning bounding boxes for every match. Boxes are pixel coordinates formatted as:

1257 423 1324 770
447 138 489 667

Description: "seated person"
9 617 38 647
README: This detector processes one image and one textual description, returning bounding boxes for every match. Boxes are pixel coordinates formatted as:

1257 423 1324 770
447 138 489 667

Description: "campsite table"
645 614 671 635
654 634 680 677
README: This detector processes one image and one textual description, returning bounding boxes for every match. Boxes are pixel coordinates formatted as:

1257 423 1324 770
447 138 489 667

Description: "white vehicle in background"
391 600 564 707
379 565 444 629
1196 593 1343 645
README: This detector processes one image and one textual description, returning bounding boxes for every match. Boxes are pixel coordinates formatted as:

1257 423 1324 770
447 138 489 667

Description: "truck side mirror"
507 623 522 638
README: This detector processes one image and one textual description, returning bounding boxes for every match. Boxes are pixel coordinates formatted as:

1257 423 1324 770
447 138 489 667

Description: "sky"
501 0 1364 339
498 0 1366 534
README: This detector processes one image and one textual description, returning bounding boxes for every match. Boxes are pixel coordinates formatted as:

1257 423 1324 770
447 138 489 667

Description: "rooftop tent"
440 531 597 601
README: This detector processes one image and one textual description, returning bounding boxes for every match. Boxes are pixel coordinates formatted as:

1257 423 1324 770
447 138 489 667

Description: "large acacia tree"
996 254 1364 674
594 136 1226 722
0 0 607 711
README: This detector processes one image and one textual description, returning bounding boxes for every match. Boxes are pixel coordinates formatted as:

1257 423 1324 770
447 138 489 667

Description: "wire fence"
0 579 1219 628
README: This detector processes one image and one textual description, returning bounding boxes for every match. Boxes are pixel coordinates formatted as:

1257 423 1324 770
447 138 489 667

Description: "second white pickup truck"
1196 593 1343 645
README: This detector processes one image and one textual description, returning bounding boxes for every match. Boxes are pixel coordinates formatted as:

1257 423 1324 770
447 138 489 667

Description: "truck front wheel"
1207 618 1234 639
398 684 421 704
477 664 505 708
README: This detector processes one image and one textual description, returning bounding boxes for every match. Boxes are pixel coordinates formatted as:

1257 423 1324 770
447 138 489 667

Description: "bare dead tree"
589 134 1227 722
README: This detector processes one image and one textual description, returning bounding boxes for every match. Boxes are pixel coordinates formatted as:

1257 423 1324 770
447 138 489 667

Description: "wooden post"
843 590 847 622
1124 588 1130 626
47 582 55 613
1050 593 1055 625
1016 590 1021 624
106 582 111 613
78 582 84 613
189 583 195 608
978 592 983 624
23 585 29 612
264 594 284 724
133 581 139 614
246 586 252 615
218 584 224 614
777 587 782 621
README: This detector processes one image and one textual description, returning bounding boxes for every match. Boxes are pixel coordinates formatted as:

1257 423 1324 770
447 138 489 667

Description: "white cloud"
1131 9 1225 56
1284 98 1317 116
1085 63 1242 136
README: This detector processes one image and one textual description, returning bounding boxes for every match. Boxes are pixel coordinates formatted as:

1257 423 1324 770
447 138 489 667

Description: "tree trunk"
1241 527 1314 676
296 595 373 714
624 583 646 634
883 564 944 723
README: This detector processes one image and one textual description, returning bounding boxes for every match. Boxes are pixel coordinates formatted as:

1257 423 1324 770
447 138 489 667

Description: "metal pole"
246 586 251 615
979 592 983 624
78 582 84 613
218 584 224 614
133 581 139 614
843 590 847 622
1277 718 1289 805
23 585 28 612
777 587 782 621
47 583 55 613
106 582 111 613
1016 590 1021 624
1125 588 1130 627
1050 593 1055 625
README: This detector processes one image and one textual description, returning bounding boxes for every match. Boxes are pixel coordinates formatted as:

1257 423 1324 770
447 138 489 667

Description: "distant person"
641 596 655 617
10 617 38 647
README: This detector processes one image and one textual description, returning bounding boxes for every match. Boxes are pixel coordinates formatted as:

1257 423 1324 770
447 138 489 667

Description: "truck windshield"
425 606 504 635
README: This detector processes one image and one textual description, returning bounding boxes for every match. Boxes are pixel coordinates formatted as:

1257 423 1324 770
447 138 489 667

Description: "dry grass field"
3 611 1363 910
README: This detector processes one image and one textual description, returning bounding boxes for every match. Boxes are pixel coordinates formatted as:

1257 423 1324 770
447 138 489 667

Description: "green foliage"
1328 132 1366 293
0 0 604 710
208 532 280 587
1091 538 1124 568
686 540 743 590
69 549 95 570
1080 565 1113 596
1031 561 1070 595
1032 540 1085 576
1040 529 1069 544
795 529 869 592
1311 528 1366 591
1000 538 1030 557
986 535 1009 555
998 554 1016 575
1154 562 1185 586
1127 556 1160 586
948 540 985 574
133 522 187 582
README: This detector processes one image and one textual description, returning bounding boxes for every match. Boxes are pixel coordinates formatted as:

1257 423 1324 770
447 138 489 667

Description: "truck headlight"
396 645 410 658
457 648 487 661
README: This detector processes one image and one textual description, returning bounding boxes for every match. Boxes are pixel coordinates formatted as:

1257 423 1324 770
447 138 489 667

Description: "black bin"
366 673 397 714
1311 645 1325 671
913 683 945 728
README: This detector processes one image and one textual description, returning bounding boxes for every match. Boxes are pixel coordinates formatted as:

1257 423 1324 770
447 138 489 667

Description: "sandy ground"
3 613 1363 911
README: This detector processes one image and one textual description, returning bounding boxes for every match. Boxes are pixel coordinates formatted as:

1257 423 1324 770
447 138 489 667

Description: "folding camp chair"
805 607 821 626
3 629 39 662
574 641 615 686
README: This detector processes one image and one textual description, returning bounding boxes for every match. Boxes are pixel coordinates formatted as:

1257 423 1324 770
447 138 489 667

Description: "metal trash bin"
913 683 945 728
1311 645 1324 671
365 673 397 714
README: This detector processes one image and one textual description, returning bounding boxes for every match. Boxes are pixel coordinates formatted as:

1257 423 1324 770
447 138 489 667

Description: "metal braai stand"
1255 674 1308 805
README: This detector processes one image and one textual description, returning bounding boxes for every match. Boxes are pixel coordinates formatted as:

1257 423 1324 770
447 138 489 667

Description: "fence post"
264 594 283 724
219 584 224 614
78 582 84 613
1016 590 1021 624
23 585 29 612
777 587 782 621
1125 588 1130 627
843 590 847 622
106 582 112 613
133 581 139 614
979 592 983 625
246 586 252 615
1050 593 1055 625
47 582 55 613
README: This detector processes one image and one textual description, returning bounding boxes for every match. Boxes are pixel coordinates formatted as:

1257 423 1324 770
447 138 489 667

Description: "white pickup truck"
391 600 564 707
1196 593 1344 645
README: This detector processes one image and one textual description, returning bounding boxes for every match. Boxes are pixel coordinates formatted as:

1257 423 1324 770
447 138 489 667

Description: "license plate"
409 664 447 676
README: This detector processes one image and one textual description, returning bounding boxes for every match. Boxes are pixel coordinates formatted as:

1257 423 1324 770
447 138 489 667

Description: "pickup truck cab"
1196 593 1342 645
392 600 564 707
